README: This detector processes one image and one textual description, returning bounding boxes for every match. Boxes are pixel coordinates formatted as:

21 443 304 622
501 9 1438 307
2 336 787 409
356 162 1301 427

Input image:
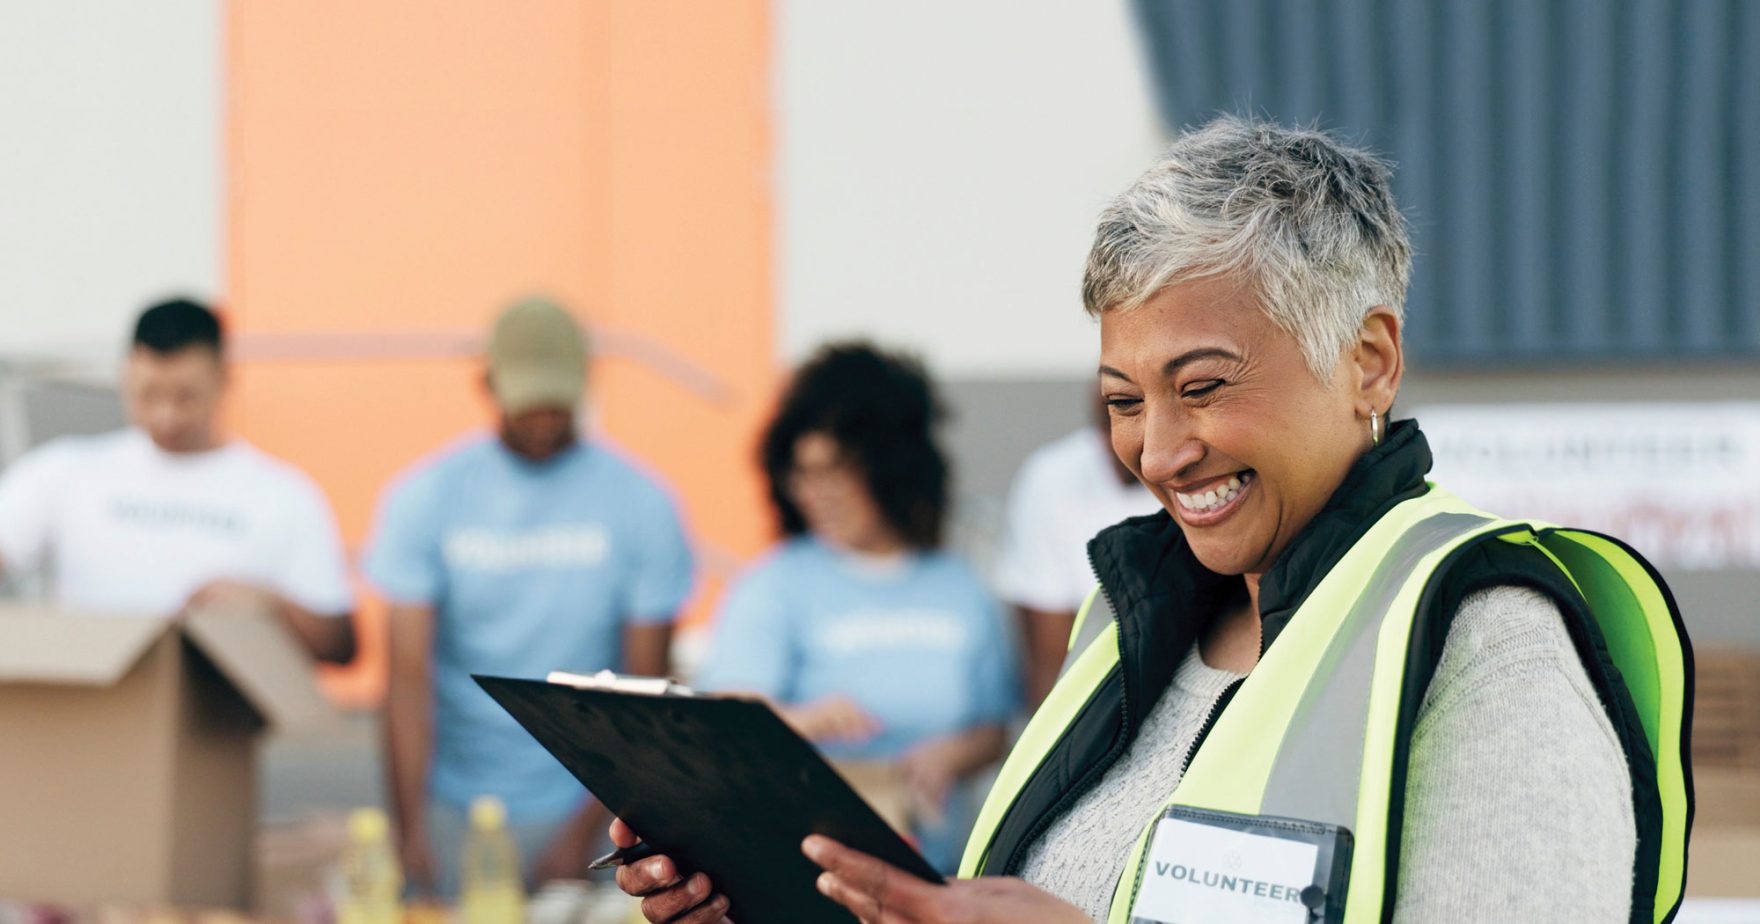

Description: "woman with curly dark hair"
693 342 1018 873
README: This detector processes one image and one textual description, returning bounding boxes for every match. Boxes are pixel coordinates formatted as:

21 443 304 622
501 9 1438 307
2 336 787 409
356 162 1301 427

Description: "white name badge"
1128 807 1352 924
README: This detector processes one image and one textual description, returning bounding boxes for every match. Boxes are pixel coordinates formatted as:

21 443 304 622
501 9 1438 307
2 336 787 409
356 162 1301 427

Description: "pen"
588 840 662 871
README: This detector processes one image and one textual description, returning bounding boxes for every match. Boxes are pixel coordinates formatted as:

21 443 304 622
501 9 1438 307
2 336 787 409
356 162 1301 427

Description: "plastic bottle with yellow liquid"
461 795 526 924
337 808 403 924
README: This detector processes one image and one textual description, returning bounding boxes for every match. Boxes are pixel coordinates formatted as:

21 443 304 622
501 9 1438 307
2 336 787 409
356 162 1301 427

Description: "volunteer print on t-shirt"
0 428 353 618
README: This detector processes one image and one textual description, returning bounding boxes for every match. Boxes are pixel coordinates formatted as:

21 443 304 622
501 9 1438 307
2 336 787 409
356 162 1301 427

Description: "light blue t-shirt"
695 537 1018 762
364 436 694 821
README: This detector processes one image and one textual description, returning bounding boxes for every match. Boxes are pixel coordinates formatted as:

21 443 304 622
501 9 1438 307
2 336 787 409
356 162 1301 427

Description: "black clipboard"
474 674 943 924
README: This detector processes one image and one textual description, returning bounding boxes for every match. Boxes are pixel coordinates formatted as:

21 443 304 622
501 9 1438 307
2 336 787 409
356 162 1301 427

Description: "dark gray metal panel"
1619 0 1672 353
1730 0 1760 350
1129 0 1759 364
1557 0 1617 354
1675 0 1730 353
1500 0 1551 357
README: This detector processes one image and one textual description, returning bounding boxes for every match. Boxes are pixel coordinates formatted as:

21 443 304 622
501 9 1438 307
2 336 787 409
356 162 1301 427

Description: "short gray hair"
1082 116 1412 378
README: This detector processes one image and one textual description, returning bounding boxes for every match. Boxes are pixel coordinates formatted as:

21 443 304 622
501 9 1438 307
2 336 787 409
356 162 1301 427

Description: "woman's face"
1099 275 1400 577
788 432 898 554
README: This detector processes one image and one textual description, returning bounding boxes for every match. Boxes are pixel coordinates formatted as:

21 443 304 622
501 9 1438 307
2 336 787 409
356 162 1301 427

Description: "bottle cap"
470 795 507 830
349 807 389 843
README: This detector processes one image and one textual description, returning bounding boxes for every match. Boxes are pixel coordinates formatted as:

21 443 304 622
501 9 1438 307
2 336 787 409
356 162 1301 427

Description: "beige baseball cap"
486 298 588 414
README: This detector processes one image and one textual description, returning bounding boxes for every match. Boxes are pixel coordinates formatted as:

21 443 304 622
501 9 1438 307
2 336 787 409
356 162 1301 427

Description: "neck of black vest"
1084 419 1435 735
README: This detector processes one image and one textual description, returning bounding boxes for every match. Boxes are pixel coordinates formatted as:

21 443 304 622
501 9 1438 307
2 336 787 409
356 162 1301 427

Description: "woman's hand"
804 835 1092 924
610 817 732 923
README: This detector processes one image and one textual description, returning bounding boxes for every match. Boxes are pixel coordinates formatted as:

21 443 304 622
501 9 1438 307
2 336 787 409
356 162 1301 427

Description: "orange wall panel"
228 2 611 333
226 1 775 705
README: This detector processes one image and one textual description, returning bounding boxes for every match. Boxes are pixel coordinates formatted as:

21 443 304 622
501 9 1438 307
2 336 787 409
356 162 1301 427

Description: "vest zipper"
1171 586 1260 780
1178 676 1242 777
1113 675 1247 915
1169 589 1260 777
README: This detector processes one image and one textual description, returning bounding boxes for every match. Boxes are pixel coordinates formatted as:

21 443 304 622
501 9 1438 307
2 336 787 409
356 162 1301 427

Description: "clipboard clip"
545 669 695 697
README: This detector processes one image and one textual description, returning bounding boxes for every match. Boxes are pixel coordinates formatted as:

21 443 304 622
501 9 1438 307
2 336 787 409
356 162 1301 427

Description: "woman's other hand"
610 817 732 924
804 835 1092 924
781 694 883 743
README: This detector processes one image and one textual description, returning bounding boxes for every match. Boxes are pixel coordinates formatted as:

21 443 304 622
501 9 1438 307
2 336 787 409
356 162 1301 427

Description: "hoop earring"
1369 409 1383 446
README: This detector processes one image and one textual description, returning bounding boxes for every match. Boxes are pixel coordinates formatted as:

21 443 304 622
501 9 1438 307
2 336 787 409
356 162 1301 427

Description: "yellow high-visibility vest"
960 486 1691 923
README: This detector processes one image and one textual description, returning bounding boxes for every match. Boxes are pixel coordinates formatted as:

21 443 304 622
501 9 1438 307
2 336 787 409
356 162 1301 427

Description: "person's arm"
254 474 360 663
773 695 883 744
1392 586 1635 921
993 454 1085 710
1016 605 1077 708
904 725 1008 781
623 621 674 677
808 835 1093 924
904 588 1020 816
622 487 693 681
611 823 1098 924
898 723 1008 822
360 468 446 893
276 596 357 663
612 817 732 924
385 602 439 894
185 580 356 663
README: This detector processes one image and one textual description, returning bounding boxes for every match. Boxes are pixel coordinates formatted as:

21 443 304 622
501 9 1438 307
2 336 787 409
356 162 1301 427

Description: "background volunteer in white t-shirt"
993 395 1159 706
0 298 357 663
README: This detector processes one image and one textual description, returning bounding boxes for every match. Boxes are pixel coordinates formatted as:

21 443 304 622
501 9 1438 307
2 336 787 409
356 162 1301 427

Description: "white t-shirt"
993 427 1162 613
0 428 353 617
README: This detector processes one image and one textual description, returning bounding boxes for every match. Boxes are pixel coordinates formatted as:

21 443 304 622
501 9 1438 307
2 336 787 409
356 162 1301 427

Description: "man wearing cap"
364 299 696 896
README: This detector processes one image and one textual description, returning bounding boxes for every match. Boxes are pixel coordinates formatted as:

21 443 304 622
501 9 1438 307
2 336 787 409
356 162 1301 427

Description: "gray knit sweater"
1018 586 1636 922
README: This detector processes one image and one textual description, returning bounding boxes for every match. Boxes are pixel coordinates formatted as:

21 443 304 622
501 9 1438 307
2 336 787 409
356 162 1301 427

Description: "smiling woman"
1096 274 1398 586
613 117 1693 924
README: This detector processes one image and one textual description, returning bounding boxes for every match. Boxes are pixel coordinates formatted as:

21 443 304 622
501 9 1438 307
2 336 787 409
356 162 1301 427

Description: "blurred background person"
363 299 695 897
694 342 1018 874
0 298 356 663
993 395 1158 707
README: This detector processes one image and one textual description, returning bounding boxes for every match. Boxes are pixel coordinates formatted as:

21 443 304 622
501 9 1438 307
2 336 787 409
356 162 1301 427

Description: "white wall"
776 0 1163 380
0 1 221 367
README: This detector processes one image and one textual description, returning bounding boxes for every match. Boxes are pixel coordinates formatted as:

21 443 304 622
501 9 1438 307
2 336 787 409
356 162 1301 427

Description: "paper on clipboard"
544 669 694 696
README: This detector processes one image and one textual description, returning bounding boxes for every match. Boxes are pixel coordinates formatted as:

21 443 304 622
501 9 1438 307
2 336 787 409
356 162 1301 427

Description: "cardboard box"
0 603 332 909
1686 648 1760 899
1689 769 1760 898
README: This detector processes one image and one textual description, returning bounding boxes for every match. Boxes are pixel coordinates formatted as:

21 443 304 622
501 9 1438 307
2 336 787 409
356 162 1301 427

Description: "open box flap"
180 606 333 729
0 604 173 686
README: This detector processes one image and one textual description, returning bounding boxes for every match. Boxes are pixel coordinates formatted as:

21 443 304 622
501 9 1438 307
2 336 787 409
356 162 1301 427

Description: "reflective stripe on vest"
1054 589 1115 688
959 486 1690 924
